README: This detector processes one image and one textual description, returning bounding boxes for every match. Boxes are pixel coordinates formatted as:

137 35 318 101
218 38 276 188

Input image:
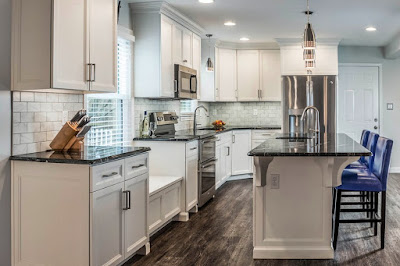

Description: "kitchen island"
248 133 371 259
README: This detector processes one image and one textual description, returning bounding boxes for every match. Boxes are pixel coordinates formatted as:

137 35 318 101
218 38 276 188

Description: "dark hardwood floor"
125 174 400 266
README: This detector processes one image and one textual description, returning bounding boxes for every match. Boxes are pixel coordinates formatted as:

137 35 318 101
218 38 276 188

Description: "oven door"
198 159 216 207
200 137 217 163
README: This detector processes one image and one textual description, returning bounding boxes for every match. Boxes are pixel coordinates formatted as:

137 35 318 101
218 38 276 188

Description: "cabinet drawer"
90 160 124 192
252 130 280 140
125 154 148 180
216 132 232 146
186 141 199 158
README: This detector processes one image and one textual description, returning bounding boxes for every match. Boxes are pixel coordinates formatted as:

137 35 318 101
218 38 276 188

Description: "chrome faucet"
301 106 320 144
193 105 208 133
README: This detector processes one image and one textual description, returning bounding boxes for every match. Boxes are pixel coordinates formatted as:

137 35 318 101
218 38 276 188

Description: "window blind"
86 37 133 146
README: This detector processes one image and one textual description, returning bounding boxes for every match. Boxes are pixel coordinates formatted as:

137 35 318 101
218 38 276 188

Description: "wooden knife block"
49 122 84 152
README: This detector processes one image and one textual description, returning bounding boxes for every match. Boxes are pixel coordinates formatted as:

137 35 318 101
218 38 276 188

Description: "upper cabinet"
11 0 117 93
260 50 282 101
192 34 202 100
237 50 260 101
131 2 204 98
277 39 340 76
216 48 237 102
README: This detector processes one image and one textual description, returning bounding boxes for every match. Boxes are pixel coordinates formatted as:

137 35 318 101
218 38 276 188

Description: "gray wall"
0 0 11 264
338 46 400 171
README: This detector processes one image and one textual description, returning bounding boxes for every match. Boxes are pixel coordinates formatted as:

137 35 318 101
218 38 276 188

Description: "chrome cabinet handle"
87 64 96 82
232 135 235 143
227 147 230 156
132 164 145 169
102 172 118 178
86 64 91 82
190 147 197 150
183 59 188 63
123 190 131 210
92 64 96 82
174 80 178 92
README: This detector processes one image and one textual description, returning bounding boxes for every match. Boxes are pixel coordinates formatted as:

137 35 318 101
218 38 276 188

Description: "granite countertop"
248 133 372 157
10 146 151 165
133 125 281 141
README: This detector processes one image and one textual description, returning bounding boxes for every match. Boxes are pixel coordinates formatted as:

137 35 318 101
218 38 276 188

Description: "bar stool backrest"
359 130 371 163
366 132 379 169
371 136 393 191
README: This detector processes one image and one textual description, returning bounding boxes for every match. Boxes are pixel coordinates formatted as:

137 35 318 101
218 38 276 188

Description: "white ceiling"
128 0 400 46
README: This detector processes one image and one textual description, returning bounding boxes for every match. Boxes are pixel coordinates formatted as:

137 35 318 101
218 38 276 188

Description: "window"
85 36 133 146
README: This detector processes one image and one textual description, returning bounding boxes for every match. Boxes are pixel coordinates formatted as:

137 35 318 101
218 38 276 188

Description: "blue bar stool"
346 131 377 169
333 136 393 250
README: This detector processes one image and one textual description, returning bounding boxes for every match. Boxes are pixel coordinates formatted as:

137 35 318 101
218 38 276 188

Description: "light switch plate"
387 103 394 110
253 109 258 116
271 174 280 189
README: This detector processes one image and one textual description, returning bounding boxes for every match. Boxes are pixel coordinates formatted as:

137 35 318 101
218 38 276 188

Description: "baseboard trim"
390 167 400 173
227 174 253 181
253 246 334 259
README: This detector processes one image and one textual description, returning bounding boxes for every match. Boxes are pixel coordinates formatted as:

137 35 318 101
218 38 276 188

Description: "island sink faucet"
301 106 320 144
193 105 209 133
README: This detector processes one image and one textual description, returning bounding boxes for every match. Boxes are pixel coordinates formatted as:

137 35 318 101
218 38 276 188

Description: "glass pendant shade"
206 57 214 72
303 23 316 50
303 49 315 61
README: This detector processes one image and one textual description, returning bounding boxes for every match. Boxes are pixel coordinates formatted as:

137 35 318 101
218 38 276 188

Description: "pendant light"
206 34 214 72
303 0 316 50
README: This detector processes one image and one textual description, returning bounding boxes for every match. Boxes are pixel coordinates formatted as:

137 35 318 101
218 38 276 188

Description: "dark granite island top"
10 146 151 165
248 133 371 157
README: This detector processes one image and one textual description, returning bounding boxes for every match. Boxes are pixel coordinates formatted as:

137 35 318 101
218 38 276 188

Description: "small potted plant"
212 120 226 131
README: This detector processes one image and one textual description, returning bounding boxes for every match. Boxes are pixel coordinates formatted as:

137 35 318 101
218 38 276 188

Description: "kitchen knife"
76 125 92 138
70 110 87 123
77 116 91 128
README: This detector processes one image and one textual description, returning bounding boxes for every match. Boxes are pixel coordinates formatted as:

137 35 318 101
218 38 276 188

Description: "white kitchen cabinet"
185 148 199 211
231 130 253 175
237 50 260 101
216 48 237 101
260 50 282 101
11 0 117 92
91 182 125 266
278 42 339 75
192 34 202 100
131 2 203 98
11 153 150 266
216 132 233 189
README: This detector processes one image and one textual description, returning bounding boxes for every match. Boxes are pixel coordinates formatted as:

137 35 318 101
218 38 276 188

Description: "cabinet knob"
183 59 188 63
374 126 378 130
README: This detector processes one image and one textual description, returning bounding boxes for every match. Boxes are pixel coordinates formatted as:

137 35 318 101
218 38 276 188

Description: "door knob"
374 118 378 122
374 126 378 130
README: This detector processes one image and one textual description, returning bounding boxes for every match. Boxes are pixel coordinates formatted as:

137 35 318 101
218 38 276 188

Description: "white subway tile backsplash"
12 92 84 155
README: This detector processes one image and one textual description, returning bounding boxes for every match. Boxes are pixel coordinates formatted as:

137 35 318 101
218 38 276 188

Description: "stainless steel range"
149 111 216 208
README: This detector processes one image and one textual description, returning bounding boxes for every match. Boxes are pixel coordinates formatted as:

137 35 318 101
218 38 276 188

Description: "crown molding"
129 1 205 36
215 40 280 50
275 38 341 47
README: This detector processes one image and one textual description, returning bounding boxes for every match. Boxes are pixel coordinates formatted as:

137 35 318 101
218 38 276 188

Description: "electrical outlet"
253 109 258 116
62 111 69 124
213 109 217 115
387 103 394 110
271 174 280 189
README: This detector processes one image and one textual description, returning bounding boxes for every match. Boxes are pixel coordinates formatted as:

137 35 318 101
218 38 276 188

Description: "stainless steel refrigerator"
282 75 337 136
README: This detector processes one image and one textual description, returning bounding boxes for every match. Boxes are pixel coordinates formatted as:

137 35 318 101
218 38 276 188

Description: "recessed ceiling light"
198 0 214 3
240 37 249 41
366 27 377 32
224 21 236 26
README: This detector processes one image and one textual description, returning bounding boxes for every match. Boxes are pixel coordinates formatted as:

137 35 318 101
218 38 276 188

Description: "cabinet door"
160 15 175 97
231 130 253 175
172 24 183 65
260 50 281 101
225 142 232 178
182 29 193 68
237 50 260 101
217 49 237 101
185 154 199 210
88 0 117 92
192 34 202 99
215 145 223 189
91 182 124 266
52 0 88 91
124 174 148 258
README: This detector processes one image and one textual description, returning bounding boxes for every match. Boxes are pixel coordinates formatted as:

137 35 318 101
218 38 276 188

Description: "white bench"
148 176 183 235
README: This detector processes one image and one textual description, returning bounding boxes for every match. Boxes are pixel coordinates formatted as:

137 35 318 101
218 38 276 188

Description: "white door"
231 130 253 175
237 50 260 101
172 24 183 65
88 0 117 92
160 15 174 97
217 49 237 101
91 182 124 266
225 142 232 178
338 66 380 141
215 144 223 189
185 154 199 210
52 0 88 91
260 50 281 101
192 34 201 99
124 174 148 259
182 29 193 68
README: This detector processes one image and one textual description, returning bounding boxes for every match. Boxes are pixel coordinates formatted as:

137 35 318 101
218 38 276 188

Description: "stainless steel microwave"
174 64 197 99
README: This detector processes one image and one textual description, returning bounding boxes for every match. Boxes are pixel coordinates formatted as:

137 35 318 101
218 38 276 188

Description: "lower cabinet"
231 130 253 175
185 152 199 211
216 137 232 189
91 173 149 266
